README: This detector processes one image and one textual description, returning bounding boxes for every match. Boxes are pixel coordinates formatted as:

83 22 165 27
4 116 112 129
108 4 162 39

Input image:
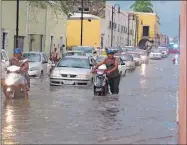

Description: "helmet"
107 49 114 55
14 48 22 54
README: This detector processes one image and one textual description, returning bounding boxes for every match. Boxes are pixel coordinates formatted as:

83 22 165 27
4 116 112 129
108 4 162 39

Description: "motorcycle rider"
9 48 30 97
92 49 120 94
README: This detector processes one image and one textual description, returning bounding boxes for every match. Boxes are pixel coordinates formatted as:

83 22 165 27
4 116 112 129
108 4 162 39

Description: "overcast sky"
108 1 181 37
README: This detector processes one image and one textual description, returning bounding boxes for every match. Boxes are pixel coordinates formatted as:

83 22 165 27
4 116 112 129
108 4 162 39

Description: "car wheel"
124 70 126 76
40 70 44 77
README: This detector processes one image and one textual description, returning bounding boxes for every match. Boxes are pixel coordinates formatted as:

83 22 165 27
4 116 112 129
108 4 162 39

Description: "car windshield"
123 47 136 51
72 46 92 54
152 50 162 53
65 52 82 56
158 47 168 51
130 53 140 58
96 56 106 64
23 53 41 62
121 55 133 61
57 57 90 69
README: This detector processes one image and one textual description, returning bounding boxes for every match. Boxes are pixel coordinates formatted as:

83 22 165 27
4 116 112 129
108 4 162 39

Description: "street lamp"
127 13 137 46
16 0 19 48
111 4 120 47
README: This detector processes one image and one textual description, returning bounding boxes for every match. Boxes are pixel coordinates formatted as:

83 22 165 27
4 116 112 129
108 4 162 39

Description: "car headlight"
51 71 61 77
30 67 38 71
77 74 90 79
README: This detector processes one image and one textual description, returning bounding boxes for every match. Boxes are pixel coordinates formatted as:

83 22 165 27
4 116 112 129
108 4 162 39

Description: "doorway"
14 36 24 51
2 32 8 50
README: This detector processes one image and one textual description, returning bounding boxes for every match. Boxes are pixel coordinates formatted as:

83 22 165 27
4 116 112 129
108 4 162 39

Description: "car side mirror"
52 63 56 67
1 59 5 63
121 62 125 65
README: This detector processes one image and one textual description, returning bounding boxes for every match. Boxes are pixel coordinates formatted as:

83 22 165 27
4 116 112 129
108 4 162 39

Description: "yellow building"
130 12 160 47
66 13 101 49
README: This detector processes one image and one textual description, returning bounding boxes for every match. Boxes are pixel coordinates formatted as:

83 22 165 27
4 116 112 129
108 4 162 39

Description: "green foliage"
130 0 153 13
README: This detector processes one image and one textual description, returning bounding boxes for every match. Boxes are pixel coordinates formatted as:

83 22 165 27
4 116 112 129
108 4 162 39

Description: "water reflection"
141 64 146 76
2 99 30 144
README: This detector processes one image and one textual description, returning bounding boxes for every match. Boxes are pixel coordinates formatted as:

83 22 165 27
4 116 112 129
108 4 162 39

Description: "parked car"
1 49 9 67
122 46 137 52
120 54 136 71
23 52 51 77
107 46 123 55
1 50 9 81
72 46 95 57
158 46 169 57
135 49 149 64
149 49 162 60
63 50 86 57
50 56 93 86
128 52 142 66
95 55 127 76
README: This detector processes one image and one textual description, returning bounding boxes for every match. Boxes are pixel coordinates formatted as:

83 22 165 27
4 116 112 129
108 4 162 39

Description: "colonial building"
1 1 67 57
71 1 136 48
128 11 161 47
101 4 136 48
160 33 169 45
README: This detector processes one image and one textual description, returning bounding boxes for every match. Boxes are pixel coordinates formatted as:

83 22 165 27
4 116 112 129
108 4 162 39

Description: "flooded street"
1 55 179 144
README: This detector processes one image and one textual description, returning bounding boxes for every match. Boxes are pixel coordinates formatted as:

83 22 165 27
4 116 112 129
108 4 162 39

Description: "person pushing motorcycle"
9 48 30 96
92 49 120 94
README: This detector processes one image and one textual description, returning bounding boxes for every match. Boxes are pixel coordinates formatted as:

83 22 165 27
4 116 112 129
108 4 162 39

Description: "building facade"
1 1 67 57
160 33 169 45
129 11 160 47
101 4 136 48
66 13 101 48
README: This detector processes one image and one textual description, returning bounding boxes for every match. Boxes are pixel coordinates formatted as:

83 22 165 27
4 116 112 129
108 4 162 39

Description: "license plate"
96 88 102 92
63 80 74 85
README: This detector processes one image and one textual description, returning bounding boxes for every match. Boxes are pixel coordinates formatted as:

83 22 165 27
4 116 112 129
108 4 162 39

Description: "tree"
30 0 106 17
130 0 153 13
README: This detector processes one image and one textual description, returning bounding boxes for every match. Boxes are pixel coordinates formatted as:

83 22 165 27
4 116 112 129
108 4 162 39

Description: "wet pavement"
1 55 179 144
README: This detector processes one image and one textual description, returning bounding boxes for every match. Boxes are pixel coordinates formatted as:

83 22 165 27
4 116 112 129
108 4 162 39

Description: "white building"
100 4 136 48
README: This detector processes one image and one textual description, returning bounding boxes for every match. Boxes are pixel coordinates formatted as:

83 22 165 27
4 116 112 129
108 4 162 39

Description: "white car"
128 52 142 66
150 50 162 60
1 50 9 80
158 47 169 58
23 51 52 77
50 56 93 86
120 54 136 71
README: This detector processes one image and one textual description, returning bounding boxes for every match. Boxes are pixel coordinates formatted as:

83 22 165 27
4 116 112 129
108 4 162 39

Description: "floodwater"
1 55 179 144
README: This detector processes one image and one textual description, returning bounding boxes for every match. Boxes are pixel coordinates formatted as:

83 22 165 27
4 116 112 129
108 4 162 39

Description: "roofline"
68 13 100 20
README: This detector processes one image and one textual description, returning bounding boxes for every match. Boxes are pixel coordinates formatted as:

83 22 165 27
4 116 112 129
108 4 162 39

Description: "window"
84 7 89 12
14 36 24 50
40 35 43 52
118 24 120 32
143 26 149 37
109 21 112 28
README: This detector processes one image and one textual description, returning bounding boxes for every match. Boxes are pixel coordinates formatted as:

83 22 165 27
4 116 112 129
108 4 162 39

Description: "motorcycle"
3 60 29 99
93 65 109 96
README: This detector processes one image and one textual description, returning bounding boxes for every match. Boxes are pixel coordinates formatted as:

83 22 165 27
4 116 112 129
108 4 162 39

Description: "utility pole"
80 0 83 46
16 0 19 48
127 15 130 46
111 4 120 47
179 15 180 44
111 6 114 47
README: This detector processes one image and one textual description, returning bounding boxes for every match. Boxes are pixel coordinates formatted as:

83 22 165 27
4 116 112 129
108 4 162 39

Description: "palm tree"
130 0 153 13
